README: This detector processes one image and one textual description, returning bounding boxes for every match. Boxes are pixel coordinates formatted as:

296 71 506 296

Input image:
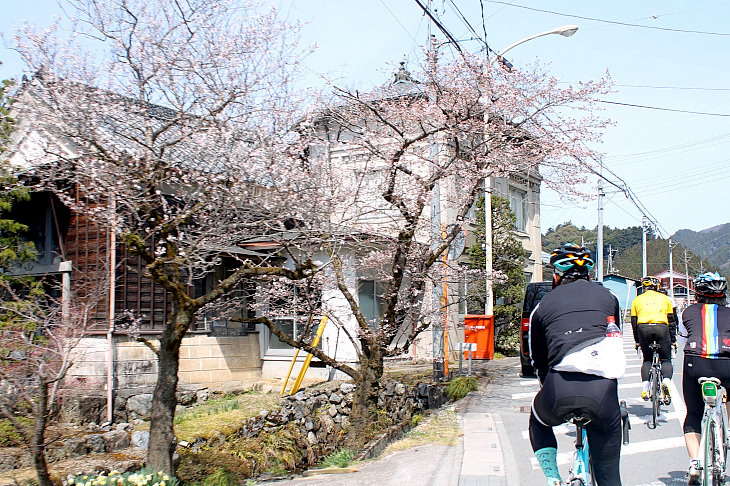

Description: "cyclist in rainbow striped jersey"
678 272 730 485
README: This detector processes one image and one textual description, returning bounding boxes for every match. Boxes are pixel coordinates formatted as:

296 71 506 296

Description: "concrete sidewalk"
458 410 509 485
455 358 519 486
259 359 515 486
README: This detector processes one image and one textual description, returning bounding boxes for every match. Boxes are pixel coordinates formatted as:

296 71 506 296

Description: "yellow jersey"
630 289 674 324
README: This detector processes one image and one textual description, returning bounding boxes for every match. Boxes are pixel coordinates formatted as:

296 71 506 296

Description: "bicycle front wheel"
704 418 719 486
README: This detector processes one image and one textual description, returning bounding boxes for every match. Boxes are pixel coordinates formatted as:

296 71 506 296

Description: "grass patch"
227 423 308 476
446 376 478 400
68 468 179 486
133 392 280 443
200 468 239 486
0 417 31 447
317 448 355 469
384 409 459 454
382 370 432 385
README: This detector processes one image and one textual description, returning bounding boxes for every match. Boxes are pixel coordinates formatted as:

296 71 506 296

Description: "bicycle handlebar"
620 400 630 445
699 376 721 386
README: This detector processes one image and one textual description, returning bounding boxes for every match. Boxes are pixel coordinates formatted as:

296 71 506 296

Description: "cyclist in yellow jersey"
631 276 678 401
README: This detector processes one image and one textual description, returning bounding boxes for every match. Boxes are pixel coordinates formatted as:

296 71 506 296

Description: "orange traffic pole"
443 249 449 377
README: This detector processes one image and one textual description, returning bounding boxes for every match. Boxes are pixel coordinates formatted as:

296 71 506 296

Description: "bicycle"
646 342 671 429
566 401 630 486
694 377 730 485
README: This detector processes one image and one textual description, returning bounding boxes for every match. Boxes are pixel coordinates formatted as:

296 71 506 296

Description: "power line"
605 133 730 164
445 0 486 47
611 83 730 92
538 112 670 238
484 1 730 36
597 100 730 117
413 0 463 52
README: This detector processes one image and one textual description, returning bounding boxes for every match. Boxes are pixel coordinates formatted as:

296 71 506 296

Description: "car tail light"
521 318 529 331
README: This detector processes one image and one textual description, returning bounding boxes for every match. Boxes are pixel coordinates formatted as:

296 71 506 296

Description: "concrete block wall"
67 333 262 392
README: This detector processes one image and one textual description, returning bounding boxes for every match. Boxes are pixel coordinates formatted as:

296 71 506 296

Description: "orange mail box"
463 314 494 360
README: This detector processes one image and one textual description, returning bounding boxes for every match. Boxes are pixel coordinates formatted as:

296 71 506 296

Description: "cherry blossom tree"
273 55 612 438
10 0 319 473
0 277 101 486
8 0 612 467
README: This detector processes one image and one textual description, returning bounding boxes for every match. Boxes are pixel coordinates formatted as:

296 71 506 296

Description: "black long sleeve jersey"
529 279 621 379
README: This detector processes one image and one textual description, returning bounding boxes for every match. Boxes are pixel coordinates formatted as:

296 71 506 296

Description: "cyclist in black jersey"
529 244 624 486
678 272 730 485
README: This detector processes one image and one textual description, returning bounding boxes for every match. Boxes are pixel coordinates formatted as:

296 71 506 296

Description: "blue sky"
3 0 730 239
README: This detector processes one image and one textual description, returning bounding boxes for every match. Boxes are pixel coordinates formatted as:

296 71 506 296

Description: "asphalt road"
259 331 698 486
495 330 694 485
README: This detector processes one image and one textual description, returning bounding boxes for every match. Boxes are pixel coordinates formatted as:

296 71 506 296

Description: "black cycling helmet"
694 272 727 298
549 244 594 277
641 276 661 291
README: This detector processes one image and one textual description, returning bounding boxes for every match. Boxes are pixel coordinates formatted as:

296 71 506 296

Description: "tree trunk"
347 345 384 448
146 313 187 474
32 382 52 486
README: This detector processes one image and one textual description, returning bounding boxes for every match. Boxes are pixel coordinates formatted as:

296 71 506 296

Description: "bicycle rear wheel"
650 368 660 428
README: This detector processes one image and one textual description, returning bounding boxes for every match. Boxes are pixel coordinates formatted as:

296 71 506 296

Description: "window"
358 279 386 327
268 317 297 350
458 276 467 315
509 187 527 232
263 281 322 353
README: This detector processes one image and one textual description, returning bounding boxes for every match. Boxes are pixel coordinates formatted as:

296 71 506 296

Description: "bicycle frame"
697 377 730 485
568 418 594 486
566 402 629 486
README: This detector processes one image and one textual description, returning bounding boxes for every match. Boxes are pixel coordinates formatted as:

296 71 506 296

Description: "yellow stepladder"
280 314 313 396
280 314 328 395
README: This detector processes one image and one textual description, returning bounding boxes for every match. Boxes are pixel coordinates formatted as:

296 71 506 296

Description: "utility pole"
684 249 691 305
484 181 493 315
606 244 617 274
642 217 648 277
427 31 445 382
596 182 604 282
668 239 677 301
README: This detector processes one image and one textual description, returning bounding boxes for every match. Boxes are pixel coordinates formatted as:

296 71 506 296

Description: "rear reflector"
521 318 529 331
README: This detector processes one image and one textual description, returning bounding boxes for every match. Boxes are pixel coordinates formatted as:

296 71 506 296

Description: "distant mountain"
671 223 730 273
543 222 726 280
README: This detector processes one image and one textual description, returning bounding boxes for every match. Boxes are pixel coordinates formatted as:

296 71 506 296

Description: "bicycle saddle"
563 412 593 426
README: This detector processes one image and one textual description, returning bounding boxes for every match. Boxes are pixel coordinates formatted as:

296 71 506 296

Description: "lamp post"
483 25 579 316
491 25 579 67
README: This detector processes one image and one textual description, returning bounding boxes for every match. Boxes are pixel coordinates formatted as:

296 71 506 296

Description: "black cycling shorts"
532 370 620 428
530 370 622 485
636 323 673 380
683 355 730 434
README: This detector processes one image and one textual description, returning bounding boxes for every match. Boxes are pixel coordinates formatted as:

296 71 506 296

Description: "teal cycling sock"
535 447 562 482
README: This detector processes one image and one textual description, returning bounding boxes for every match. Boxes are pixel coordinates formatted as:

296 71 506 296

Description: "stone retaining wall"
1 379 448 474
180 380 448 466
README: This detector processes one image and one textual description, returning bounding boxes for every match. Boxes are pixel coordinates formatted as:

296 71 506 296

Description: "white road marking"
530 436 686 469
520 411 685 439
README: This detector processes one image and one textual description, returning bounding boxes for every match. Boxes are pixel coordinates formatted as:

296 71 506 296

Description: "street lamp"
483 25 579 316
490 25 579 67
